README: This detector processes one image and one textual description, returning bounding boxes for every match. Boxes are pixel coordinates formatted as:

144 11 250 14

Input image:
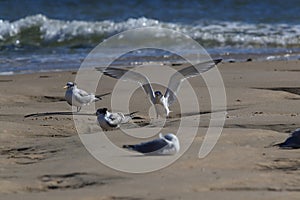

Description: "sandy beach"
1 60 300 200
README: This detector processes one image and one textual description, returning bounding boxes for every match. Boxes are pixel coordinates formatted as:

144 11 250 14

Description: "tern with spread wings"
99 59 222 117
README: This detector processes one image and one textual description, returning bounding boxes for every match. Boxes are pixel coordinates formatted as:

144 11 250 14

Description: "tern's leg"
166 110 172 119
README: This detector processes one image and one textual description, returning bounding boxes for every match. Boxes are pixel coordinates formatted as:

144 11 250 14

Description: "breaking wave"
1 14 300 48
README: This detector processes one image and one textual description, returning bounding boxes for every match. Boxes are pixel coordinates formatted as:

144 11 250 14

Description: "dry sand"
0 60 300 199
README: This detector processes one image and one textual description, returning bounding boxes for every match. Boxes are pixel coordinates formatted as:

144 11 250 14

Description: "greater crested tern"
99 59 222 117
64 82 109 112
123 133 180 155
96 107 137 131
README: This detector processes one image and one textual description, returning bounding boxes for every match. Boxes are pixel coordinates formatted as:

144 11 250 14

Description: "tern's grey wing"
278 136 300 148
127 138 169 154
73 89 93 104
102 67 155 103
165 59 222 105
77 88 90 97
278 129 300 148
291 128 300 137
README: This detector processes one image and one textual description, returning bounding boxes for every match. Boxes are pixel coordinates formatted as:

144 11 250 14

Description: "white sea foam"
0 71 14 75
0 14 300 48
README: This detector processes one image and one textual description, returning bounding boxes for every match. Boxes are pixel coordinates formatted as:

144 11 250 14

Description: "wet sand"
1 60 300 200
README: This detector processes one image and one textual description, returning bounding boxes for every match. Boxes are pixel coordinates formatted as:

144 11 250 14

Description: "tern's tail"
122 145 135 150
95 92 111 100
125 111 138 118
213 58 222 65
272 142 282 147
121 111 138 123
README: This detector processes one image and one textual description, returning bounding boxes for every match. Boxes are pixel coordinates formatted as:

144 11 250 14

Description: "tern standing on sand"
64 82 109 112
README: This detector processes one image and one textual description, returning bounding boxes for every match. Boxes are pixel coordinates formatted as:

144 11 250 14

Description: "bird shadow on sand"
24 111 95 118
120 153 174 157
253 87 300 96
176 107 243 118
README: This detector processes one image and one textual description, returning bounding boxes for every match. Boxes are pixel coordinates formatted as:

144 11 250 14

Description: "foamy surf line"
1 51 300 76
1 14 300 48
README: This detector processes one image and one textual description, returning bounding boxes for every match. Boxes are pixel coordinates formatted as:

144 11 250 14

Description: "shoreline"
1 50 300 76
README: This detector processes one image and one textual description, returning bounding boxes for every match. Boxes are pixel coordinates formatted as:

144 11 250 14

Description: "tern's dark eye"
66 82 74 87
96 108 107 114
164 134 173 141
155 91 162 96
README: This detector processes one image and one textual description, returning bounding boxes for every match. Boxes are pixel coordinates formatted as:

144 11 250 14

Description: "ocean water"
1 0 300 74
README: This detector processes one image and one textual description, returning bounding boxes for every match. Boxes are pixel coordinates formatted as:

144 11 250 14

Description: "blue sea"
1 0 300 74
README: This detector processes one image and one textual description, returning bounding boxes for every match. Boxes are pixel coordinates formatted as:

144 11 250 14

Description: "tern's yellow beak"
63 86 68 89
